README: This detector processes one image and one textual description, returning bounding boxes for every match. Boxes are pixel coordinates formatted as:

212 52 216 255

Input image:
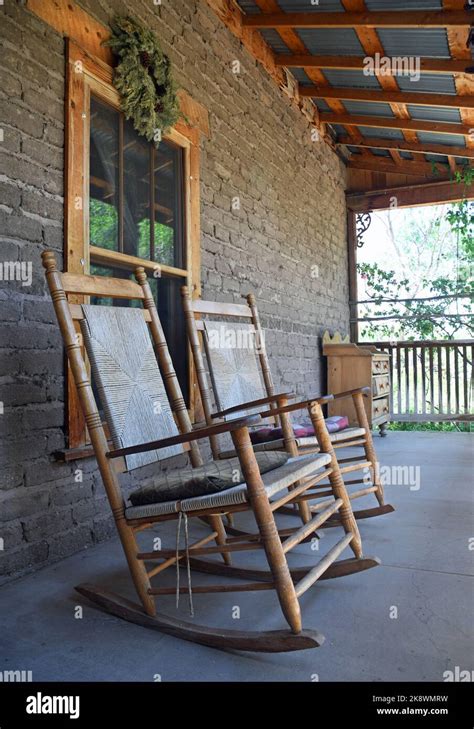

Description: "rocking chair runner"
42 250 379 653
181 288 394 526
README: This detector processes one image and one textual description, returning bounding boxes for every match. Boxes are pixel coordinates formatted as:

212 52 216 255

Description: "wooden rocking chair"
42 250 380 653
181 288 394 527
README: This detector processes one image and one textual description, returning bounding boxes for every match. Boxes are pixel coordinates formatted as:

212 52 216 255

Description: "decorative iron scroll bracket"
356 213 372 248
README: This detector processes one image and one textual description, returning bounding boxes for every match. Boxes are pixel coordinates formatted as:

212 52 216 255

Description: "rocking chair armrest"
106 415 262 460
253 387 371 421
210 391 296 419
331 386 371 400
254 394 334 420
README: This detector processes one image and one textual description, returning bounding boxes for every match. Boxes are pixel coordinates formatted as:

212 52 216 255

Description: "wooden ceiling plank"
299 86 474 109
348 157 455 176
347 179 473 210
275 55 471 74
242 11 472 29
320 112 471 136
338 135 474 159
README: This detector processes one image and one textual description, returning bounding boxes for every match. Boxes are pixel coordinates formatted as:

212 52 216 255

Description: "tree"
357 189 473 341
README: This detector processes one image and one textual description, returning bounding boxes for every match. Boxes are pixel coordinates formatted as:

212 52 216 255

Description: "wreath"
105 16 181 145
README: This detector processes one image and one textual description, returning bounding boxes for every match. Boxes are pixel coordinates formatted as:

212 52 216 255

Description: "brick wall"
0 0 349 583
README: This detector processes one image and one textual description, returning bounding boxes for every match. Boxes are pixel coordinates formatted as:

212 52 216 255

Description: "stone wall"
0 0 349 583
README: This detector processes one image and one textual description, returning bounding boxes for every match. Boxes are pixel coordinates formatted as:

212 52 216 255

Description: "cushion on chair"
249 415 349 444
129 451 289 506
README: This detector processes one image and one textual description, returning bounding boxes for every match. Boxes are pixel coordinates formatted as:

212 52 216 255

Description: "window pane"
123 118 151 260
90 98 119 252
154 141 184 268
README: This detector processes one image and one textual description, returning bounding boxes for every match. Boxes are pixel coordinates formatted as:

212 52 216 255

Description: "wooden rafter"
320 112 471 136
338 136 474 159
242 11 472 29
347 156 455 177
347 179 473 211
253 0 368 152
341 0 417 166
299 86 474 110
274 55 471 74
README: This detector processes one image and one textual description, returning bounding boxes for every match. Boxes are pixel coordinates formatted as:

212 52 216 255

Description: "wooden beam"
243 11 472 29
338 135 474 159
299 86 474 110
320 112 471 136
348 156 454 177
275 55 471 75
346 179 474 211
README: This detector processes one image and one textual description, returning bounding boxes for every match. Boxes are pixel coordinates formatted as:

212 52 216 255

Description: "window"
65 44 202 450
88 97 188 401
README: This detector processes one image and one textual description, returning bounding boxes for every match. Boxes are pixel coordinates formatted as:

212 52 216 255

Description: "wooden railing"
359 340 473 423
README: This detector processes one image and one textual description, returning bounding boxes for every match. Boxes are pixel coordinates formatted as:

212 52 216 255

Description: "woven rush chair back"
42 253 202 473
181 287 280 458
80 304 183 472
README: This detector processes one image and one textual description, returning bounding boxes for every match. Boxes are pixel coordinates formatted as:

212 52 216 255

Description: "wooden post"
246 293 280 426
352 393 385 506
308 399 362 558
135 269 202 468
230 426 302 634
181 285 221 460
347 210 359 343
42 251 156 617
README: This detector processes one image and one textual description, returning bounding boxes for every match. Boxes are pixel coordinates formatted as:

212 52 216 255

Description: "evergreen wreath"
105 16 180 145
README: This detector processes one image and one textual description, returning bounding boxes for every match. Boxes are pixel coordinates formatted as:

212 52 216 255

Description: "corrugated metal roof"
296 29 366 56
343 100 395 117
234 0 260 14
347 145 362 154
290 68 315 86
417 131 466 147
365 0 442 8
322 69 381 89
369 148 391 157
358 127 404 139
396 74 457 95
407 105 461 123
278 0 345 10
314 99 332 112
424 154 450 165
377 29 451 58
259 29 291 54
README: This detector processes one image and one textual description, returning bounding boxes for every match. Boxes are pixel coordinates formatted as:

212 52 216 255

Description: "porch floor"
1 432 472 682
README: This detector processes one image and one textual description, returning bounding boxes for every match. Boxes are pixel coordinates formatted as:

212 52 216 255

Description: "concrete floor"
1 432 472 682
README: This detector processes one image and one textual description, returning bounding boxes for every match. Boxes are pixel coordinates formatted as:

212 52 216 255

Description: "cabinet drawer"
373 374 390 397
372 396 389 420
372 358 389 375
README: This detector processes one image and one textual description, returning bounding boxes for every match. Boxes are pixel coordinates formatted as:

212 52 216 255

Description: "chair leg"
352 393 385 506
309 401 363 559
115 511 156 617
207 514 232 566
231 426 302 634
279 401 312 525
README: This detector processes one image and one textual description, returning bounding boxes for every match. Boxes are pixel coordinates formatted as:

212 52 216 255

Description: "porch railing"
359 340 473 423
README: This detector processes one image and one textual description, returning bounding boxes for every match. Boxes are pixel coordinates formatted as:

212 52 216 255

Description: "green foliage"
89 199 118 251
357 191 474 340
388 421 471 433
104 16 180 145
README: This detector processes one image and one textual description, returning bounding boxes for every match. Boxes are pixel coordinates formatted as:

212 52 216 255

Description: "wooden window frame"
65 41 202 450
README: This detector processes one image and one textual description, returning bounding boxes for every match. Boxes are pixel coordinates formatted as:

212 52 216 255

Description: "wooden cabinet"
323 341 390 435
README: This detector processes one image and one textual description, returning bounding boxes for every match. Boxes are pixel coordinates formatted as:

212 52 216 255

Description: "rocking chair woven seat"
125 452 332 519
